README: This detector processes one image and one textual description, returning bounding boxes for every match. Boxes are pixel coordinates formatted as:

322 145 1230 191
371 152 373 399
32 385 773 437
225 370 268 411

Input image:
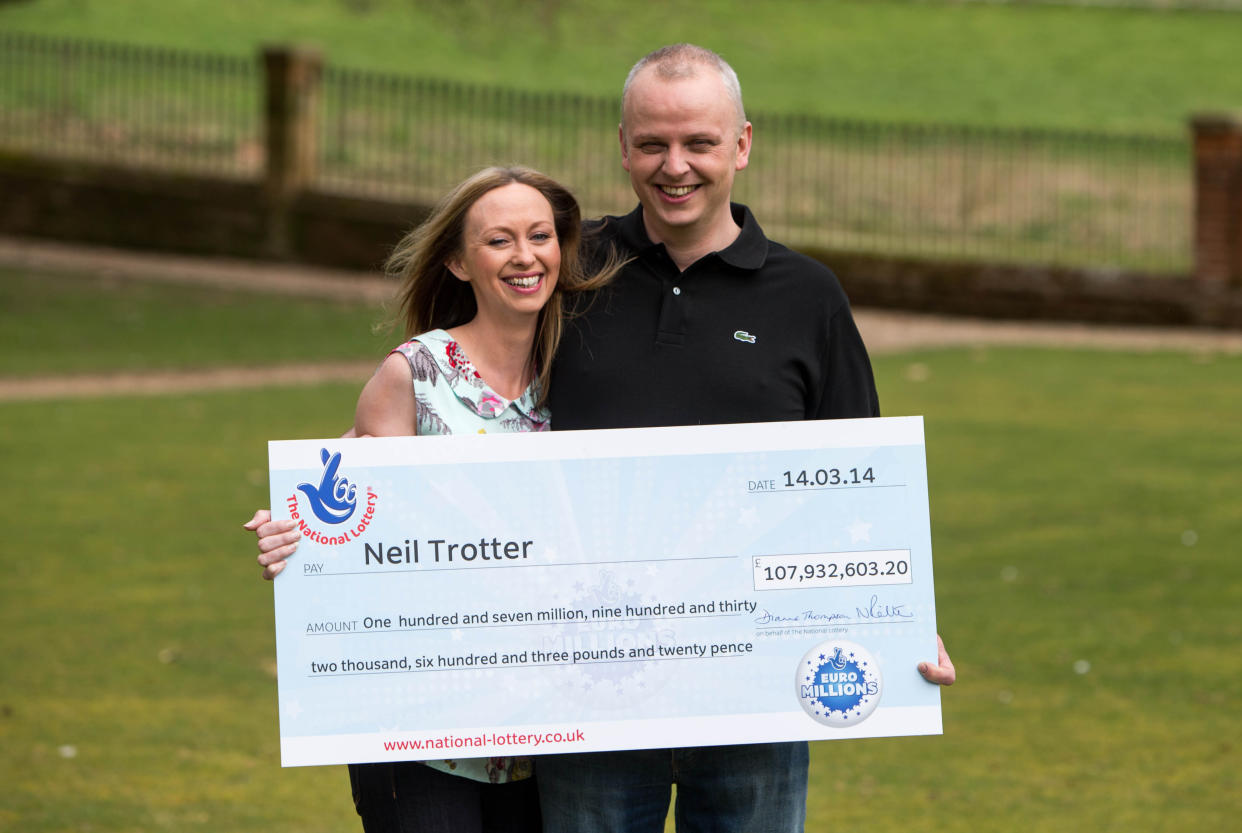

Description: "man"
548 44 880 431
250 43 954 833
532 43 953 833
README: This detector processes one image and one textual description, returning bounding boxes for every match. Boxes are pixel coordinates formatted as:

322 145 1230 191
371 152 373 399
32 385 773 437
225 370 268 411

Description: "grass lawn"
0 266 395 377
1 266 1239 829
0 383 365 831
816 346 1242 831
2 0 1241 134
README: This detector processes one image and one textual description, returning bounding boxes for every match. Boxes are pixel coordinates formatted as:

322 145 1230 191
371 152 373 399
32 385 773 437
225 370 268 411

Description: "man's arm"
813 304 880 420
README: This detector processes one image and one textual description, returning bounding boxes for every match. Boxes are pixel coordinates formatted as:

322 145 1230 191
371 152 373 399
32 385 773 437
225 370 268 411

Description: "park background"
1 0 1240 830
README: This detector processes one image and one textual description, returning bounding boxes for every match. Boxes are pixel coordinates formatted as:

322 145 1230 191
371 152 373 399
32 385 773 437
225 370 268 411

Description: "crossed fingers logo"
297 448 358 525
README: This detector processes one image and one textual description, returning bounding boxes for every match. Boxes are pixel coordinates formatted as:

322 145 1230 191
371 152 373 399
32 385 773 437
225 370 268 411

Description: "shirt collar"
614 203 769 271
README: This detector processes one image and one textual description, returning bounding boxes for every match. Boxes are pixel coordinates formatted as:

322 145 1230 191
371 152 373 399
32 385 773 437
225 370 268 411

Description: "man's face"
620 67 752 247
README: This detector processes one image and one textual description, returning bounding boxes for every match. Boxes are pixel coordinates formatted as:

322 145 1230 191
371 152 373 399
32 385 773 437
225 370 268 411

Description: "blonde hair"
622 43 746 134
385 166 621 408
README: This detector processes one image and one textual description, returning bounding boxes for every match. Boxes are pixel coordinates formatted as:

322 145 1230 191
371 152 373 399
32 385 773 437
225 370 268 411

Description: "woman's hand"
244 509 301 580
245 426 365 580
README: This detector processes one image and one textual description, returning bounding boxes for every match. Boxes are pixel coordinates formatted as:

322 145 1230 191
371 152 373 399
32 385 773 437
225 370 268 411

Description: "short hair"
621 43 746 134
385 166 620 408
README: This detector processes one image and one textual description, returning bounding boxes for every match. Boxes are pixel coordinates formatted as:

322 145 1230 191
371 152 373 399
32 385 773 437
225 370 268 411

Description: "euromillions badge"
796 640 882 727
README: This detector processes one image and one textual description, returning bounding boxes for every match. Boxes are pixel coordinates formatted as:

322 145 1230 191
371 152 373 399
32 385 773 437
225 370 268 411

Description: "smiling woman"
377 166 623 419
246 165 625 833
444 182 563 368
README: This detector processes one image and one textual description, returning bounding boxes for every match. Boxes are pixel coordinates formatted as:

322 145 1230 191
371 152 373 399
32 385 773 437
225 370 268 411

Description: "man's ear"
618 123 631 172
734 121 753 172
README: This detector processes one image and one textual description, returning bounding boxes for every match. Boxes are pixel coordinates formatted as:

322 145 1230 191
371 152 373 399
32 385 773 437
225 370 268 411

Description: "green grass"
0 385 364 831
3 0 1241 134
0 267 396 377
2 267 1240 829
815 346 1242 831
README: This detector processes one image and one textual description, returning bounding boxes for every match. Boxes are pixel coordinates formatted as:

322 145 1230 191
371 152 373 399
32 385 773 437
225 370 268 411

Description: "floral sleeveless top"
390 330 546 783
394 329 549 439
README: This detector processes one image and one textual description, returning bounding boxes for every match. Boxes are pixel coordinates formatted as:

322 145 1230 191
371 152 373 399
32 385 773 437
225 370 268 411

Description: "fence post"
263 46 323 258
1192 114 1242 289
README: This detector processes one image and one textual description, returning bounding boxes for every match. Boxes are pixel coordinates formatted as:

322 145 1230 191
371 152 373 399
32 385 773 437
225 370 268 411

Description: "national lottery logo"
287 448 378 547
298 448 358 525
796 640 882 727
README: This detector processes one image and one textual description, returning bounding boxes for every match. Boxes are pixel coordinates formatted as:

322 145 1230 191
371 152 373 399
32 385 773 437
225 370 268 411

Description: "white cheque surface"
269 416 942 767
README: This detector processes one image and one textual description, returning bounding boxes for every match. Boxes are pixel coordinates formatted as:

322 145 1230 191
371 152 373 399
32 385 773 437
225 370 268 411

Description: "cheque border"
270 416 926 470
281 705 944 767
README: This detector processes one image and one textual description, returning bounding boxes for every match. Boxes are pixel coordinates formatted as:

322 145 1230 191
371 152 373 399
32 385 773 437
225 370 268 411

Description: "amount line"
306 653 748 678
306 611 748 636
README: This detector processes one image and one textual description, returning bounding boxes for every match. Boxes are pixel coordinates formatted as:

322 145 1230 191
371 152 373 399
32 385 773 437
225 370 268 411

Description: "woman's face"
449 182 561 328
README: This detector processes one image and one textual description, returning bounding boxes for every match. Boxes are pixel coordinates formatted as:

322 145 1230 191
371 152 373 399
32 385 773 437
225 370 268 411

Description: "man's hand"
244 509 301 580
918 634 956 686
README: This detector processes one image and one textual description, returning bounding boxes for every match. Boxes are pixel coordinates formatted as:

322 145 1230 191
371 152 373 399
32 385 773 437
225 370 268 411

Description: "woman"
247 166 621 832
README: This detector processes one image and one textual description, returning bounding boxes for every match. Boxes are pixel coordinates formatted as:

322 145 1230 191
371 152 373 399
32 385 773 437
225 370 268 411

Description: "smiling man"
619 52 751 268
538 44 954 833
548 44 882 432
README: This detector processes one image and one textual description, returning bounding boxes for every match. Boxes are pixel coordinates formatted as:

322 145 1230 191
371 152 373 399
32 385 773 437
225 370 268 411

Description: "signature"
755 609 850 626
755 595 914 627
856 594 914 621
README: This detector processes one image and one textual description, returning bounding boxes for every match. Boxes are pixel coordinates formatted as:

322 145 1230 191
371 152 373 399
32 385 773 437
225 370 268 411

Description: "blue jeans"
536 743 808 833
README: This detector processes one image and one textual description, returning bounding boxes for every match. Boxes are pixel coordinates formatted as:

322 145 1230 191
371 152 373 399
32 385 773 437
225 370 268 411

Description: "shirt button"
672 286 681 296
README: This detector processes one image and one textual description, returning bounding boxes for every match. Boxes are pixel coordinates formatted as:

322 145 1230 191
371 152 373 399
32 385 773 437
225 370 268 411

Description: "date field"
752 550 913 591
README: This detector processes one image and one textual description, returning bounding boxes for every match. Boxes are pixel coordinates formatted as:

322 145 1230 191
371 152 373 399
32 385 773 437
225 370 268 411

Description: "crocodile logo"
733 330 757 344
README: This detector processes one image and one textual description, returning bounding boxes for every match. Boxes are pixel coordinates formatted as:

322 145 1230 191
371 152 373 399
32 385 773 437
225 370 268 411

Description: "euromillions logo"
297 448 358 525
796 640 882 727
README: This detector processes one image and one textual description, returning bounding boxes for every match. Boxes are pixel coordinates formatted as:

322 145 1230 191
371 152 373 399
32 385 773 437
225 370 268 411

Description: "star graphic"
286 700 304 719
847 517 872 544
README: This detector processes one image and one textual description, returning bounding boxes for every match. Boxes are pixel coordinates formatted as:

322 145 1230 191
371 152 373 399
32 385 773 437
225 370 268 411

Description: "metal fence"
316 66 1191 273
318 68 629 215
0 32 261 178
739 117 1189 271
0 32 1193 273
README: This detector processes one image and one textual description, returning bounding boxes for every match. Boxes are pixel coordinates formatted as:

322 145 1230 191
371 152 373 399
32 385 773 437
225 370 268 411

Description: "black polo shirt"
549 203 879 430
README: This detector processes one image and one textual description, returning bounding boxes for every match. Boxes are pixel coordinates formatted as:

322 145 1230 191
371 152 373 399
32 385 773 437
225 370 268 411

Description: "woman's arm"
248 353 416 579
355 353 418 438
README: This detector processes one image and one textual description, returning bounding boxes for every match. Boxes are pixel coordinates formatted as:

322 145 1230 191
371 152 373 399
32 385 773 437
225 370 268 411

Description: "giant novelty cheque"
268 417 943 766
